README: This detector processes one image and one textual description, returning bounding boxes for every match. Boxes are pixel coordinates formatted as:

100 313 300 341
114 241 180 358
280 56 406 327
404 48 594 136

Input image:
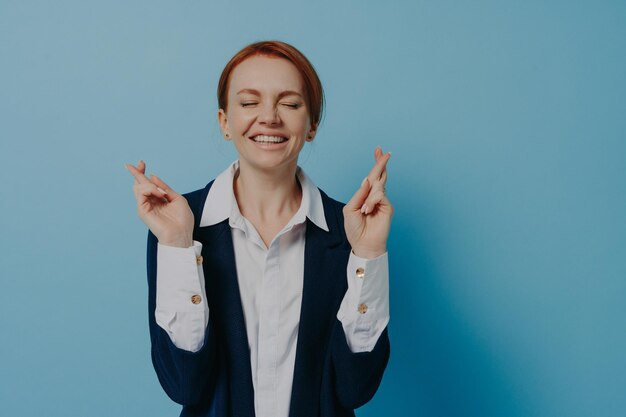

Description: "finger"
148 175 178 203
373 148 389 188
372 193 394 217
379 167 388 188
135 160 146 184
375 146 382 161
367 150 391 182
133 181 168 204
362 176 385 204
373 146 388 190
369 166 389 210
362 189 388 215
344 176 372 212
134 182 165 199
149 174 179 197
126 161 151 184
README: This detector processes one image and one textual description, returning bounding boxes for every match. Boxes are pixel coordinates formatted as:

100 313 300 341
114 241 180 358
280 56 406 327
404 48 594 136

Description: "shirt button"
356 267 365 278
191 294 202 304
196 255 203 265
358 303 368 314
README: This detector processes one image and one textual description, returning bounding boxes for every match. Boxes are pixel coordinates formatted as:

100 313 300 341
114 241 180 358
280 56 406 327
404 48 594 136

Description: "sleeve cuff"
336 251 390 352
155 240 209 352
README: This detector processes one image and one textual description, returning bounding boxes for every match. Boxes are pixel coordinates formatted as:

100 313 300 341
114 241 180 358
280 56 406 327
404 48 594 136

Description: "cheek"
282 112 311 134
229 109 256 132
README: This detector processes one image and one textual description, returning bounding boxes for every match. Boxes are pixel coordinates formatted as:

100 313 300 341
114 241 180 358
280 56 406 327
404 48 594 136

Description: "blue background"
1 1 625 416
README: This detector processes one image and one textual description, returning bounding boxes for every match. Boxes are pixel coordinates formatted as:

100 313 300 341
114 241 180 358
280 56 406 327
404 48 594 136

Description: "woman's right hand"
125 160 194 248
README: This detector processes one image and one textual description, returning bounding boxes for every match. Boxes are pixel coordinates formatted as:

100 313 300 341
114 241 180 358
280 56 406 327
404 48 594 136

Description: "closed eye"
240 102 257 107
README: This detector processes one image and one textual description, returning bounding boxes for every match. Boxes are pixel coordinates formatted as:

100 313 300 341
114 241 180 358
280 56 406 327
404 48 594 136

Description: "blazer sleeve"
147 229 216 405
323 196 391 409
330 315 390 409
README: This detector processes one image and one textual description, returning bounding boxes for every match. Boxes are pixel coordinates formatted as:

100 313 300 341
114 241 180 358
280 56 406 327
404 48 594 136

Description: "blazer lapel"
289 200 348 417
194 222 256 417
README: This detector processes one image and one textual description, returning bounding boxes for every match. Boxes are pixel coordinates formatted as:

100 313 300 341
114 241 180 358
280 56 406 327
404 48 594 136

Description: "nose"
258 102 281 125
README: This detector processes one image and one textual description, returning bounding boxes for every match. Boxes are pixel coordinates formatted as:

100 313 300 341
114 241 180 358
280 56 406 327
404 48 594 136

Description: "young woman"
126 40 392 417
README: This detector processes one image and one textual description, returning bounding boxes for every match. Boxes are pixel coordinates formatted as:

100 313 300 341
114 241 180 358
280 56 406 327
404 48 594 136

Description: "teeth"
252 135 287 143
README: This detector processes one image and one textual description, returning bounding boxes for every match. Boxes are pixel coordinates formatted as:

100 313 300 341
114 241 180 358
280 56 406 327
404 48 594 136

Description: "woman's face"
218 55 317 173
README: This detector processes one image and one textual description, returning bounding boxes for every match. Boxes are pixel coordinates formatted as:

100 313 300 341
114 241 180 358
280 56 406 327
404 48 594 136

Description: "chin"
241 154 298 172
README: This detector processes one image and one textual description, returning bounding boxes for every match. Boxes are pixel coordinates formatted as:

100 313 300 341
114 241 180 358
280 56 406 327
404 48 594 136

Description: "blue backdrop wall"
1 1 625 416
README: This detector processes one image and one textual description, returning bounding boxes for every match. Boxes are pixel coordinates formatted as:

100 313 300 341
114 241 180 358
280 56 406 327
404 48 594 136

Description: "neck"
234 159 302 222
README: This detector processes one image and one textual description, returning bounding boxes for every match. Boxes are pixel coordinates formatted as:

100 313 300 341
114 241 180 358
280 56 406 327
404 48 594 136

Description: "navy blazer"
146 179 390 417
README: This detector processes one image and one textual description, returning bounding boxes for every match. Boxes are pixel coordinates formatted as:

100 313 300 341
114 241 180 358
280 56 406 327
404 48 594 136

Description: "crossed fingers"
125 160 175 204
360 147 390 214
344 146 391 216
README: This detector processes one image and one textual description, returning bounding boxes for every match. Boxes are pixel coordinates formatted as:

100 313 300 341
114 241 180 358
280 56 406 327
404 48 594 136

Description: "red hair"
217 40 325 129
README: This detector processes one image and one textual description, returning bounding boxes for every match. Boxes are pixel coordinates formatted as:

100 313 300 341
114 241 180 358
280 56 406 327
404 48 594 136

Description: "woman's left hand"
343 146 393 259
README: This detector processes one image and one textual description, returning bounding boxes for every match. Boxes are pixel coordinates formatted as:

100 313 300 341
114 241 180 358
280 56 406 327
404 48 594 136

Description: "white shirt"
155 160 389 417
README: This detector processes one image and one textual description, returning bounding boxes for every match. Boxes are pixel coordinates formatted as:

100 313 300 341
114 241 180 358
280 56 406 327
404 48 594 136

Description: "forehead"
228 55 304 96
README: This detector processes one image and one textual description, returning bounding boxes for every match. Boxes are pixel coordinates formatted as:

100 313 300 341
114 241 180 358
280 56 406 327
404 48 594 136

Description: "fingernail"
361 204 367 214
157 187 167 194
361 177 368 187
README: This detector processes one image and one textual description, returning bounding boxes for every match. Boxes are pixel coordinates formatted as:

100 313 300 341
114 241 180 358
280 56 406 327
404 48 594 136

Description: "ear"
218 109 230 139
306 122 318 142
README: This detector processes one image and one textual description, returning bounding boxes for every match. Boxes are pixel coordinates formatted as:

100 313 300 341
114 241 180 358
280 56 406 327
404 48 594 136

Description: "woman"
126 40 392 417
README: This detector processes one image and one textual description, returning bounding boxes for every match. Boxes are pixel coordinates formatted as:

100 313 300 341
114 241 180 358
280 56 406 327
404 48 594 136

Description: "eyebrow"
236 88 303 99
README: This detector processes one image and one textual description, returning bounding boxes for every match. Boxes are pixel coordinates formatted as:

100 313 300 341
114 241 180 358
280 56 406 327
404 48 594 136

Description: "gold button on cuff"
196 255 203 265
191 294 202 304
358 303 368 314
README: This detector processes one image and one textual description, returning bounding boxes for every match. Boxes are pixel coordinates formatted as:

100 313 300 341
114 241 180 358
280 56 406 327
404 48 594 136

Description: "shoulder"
182 180 215 228
317 187 350 243
319 187 346 215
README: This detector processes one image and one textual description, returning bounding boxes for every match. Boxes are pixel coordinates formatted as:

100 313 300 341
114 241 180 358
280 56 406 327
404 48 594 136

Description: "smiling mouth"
250 135 289 144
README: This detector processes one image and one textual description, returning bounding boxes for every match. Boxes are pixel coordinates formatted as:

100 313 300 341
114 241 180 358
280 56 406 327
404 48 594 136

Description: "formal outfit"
146 161 390 417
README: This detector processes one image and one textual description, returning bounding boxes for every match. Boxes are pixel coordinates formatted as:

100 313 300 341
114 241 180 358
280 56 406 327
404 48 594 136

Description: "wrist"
159 233 193 248
351 247 386 260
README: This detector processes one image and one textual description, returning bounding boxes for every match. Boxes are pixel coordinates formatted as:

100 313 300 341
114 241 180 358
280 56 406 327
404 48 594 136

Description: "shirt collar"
199 160 329 232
